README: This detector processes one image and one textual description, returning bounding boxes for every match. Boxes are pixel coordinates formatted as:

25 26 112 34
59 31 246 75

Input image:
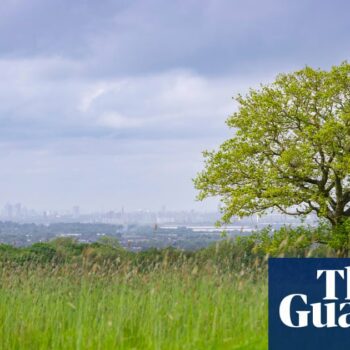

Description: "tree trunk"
331 217 350 258
337 247 349 258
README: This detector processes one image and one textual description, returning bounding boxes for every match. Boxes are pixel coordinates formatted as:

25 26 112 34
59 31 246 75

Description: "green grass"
0 223 332 350
0 223 342 349
0 264 267 350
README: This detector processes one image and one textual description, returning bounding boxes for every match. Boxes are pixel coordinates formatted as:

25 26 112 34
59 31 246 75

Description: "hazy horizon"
1 0 349 212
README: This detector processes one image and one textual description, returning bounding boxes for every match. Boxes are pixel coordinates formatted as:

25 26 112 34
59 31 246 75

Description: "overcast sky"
0 0 349 212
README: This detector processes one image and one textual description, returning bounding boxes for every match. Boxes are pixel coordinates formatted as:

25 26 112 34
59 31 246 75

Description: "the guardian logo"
269 259 350 350
279 267 350 328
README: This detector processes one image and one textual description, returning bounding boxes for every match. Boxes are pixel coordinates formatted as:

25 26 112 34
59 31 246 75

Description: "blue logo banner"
269 258 350 350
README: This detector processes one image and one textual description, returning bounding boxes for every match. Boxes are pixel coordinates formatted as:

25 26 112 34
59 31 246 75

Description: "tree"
195 62 350 254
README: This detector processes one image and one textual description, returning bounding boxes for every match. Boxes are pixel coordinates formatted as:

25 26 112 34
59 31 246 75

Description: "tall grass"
0 262 267 350
3 223 331 349
2 222 347 349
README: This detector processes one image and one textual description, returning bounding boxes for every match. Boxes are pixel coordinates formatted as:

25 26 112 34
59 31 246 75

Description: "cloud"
97 112 143 129
1 0 349 77
0 0 349 211
0 54 255 211
0 57 268 154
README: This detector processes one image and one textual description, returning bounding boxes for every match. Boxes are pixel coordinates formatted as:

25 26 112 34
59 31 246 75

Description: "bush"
0 226 344 271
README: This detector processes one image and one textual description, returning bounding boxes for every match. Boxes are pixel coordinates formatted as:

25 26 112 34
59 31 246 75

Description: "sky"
0 0 349 212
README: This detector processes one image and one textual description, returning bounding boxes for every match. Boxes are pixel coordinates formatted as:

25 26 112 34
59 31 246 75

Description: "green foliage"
0 265 267 350
196 237 257 272
49 237 86 262
98 235 123 250
325 218 350 256
195 62 350 230
0 244 20 262
0 242 57 264
236 225 333 258
0 225 348 267
26 242 57 262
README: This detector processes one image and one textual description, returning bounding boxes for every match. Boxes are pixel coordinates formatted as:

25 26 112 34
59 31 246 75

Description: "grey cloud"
0 58 255 151
0 0 350 211
1 0 349 77
0 0 129 57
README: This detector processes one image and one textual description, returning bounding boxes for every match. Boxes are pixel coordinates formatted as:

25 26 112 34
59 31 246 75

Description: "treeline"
0 225 342 273
0 221 124 245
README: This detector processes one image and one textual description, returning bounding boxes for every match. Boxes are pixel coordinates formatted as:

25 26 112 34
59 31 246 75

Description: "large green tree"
195 62 350 231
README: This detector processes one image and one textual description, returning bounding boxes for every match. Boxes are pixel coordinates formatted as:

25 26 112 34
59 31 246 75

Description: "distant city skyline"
0 200 225 226
0 201 317 228
0 201 221 217
0 0 349 211
0 200 219 214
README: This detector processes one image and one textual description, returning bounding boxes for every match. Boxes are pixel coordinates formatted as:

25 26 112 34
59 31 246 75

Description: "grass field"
0 224 338 349
0 263 267 350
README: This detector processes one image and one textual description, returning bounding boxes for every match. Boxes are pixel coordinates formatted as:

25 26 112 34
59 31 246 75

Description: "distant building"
3 203 13 218
72 206 80 218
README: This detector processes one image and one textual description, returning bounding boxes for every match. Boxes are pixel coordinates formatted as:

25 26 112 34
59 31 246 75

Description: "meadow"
0 263 267 350
0 225 337 349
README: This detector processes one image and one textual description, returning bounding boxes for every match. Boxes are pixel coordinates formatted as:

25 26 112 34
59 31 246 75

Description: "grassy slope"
0 224 334 350
0 265 267 350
